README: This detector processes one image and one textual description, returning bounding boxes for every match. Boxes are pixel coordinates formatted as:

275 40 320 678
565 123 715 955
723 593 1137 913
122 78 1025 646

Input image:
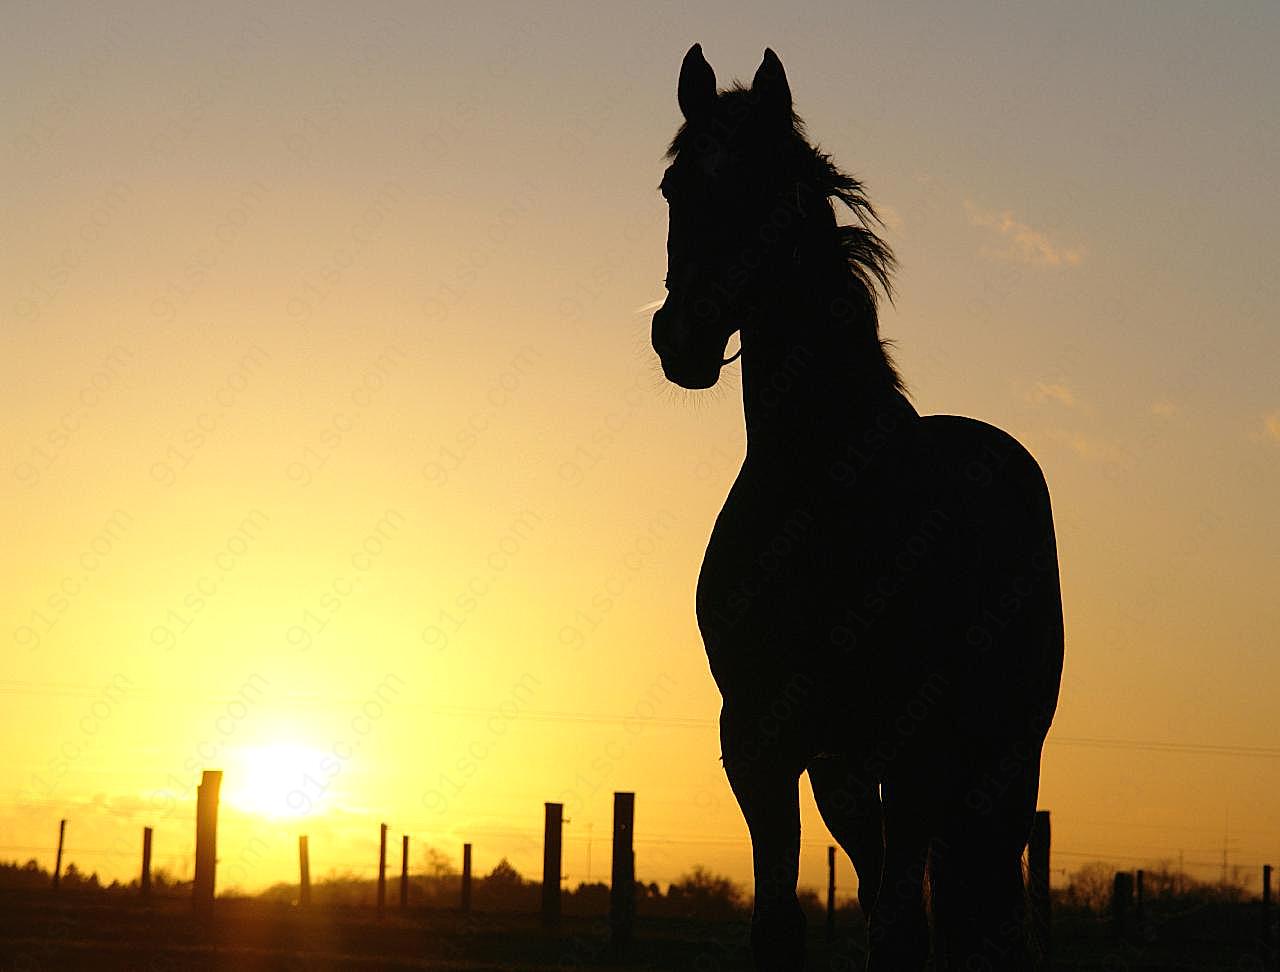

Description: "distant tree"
796 887 823 919
1139 861 1182 899
148 867 192 896
474 858 538 912
1215 866 1250 904
257 881 295 904
1062 861 1114 912
0 859 50 890
663 866 746 920
565 880 610 915
420 844 458 878
483 858 524 888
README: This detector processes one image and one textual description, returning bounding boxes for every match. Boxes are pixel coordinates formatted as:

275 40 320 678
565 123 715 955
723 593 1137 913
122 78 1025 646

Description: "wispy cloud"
1046 429 1129 466
1150 400 1178 418
1264 411 1280 443
877 203 904 232
964 200 1084 267
1030 382 1077 408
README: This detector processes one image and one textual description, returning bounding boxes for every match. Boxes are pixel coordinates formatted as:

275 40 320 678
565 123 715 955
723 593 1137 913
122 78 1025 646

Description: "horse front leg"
721 704 807 971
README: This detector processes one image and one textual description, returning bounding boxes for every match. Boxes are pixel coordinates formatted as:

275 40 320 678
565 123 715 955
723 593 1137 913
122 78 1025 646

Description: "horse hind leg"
930 838 1030 972
807 754 884 917
866 779 931 972
929 751 1041 971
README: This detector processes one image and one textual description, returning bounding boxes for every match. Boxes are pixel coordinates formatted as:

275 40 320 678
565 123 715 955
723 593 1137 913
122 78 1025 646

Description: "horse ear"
751 47 792 117
678 43 716 121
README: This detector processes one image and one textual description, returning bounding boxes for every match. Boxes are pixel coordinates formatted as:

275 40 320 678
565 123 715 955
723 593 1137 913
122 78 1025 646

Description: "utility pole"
1222 808 1231 885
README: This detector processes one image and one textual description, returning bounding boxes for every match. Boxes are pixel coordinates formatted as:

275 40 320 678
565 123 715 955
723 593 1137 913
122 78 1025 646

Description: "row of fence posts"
44 785 1280 967
52 818 154 898
109 770 641 947
1111 861 1275 965
48 777 637 940
49 780 1070 962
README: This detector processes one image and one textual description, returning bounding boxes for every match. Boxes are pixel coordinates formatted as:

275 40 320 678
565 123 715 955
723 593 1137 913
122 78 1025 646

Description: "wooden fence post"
299 835 311 907
1262 863 1273 966
400 834 409 911
1135 868 1145 936
1111 871 1133 941
141 826 153 900
542 802 563 928
827 845 837 943
193 770 222 917
1029 810 1051 962
610 792 635 948
461 842 472 913
377 823 388 918
52 819 66 891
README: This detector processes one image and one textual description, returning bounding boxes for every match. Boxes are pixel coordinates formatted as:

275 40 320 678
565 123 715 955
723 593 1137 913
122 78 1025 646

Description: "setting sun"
223 742 333 820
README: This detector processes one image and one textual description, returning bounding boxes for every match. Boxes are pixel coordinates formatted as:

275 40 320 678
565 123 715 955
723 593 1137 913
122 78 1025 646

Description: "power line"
6 679 1280 760
4 677 1280 754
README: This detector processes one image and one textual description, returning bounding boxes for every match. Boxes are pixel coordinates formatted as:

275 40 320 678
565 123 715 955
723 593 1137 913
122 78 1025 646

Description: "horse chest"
694 468 953 693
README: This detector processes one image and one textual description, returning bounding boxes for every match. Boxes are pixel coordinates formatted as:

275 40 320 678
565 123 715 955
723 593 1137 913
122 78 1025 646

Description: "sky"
2 1 1278 897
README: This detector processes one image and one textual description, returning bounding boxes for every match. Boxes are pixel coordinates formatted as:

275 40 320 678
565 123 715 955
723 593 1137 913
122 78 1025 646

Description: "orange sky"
3 3 1278 897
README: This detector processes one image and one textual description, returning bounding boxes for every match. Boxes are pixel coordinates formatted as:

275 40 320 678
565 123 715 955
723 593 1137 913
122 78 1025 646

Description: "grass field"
0 888 1271 970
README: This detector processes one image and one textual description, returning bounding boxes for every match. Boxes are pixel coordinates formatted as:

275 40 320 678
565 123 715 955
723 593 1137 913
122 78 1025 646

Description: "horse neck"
740 266 912 463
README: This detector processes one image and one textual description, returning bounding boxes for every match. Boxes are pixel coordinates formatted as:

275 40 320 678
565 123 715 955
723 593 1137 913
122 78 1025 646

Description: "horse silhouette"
651 45 1064 971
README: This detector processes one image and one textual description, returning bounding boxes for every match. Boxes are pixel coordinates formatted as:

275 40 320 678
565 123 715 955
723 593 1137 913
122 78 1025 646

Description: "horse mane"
666 84 904 394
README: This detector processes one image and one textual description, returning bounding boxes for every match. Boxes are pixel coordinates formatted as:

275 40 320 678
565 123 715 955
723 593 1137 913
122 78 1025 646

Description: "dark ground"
0 889 1271 971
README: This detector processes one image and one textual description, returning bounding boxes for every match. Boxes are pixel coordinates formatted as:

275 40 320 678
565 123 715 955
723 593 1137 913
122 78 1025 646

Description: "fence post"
1135 868 1146 938
193 770 222 918
1027 810 1051 963
827 845 837 942
610 792 635 948
52 819 66 891
400 834 409 911
377 823 388 918
299 835 311 907
542 802 563 928
1111 871 1133 941
141 826 153 900
461 842 472 913
1262 863 1273 966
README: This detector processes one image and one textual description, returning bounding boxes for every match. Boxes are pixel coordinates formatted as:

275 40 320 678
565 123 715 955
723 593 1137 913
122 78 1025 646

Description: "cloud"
1046 429 1129 466
964 200 1084 267
876 203 904 232
1150 400 1178 417
1264 411 1280 443
1030 382 1077 408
